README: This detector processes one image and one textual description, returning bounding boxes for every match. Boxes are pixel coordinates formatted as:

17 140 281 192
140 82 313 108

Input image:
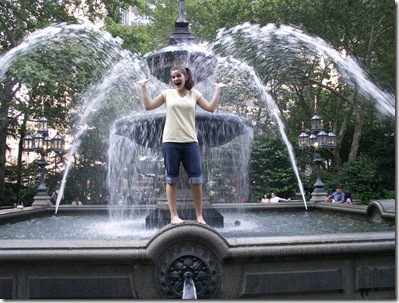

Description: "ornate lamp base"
32 193 52 206
310 190 328 202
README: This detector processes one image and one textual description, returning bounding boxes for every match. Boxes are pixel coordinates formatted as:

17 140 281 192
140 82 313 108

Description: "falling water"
107 110 254 213
2 21 394 217
216 57 308 208
0 23 129 81
214 23 395 119
106 45 255 213
55 56 149 213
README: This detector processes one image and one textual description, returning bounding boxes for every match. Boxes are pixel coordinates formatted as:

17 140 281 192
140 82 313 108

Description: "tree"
121 0 396 204
252 0 395 163
0 0 141 204
105 20 156 55
251 128 298 200
137 0 257 44
135 0 179 47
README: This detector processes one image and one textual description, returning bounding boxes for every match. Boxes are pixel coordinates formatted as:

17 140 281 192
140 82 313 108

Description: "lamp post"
298 105 336 202
23 114 64 206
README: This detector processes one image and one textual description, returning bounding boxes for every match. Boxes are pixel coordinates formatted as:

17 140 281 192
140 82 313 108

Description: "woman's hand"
214 83 229 89
137 79 150 86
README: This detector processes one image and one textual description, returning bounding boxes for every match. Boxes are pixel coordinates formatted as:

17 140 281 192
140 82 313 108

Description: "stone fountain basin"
0 201 395 300
146 48 218 84
114 112 252 149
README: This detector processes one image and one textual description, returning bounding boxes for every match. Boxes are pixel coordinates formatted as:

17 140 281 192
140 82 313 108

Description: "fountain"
112 110 252 228
0 0 395 300
106 2 255 228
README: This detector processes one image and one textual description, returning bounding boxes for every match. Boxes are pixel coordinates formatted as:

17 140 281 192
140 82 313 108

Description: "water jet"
0 0 395 300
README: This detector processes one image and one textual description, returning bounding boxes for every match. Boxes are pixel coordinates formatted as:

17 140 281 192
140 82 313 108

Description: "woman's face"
171 69 187 89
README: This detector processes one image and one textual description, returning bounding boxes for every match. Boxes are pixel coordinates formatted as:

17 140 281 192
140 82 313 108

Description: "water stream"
214 23 395 119
1 22 394 217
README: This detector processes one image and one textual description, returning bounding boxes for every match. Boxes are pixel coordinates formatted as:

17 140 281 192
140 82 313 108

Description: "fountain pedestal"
146 165 224 228
32 193 52 206
146 199 224 229
310 152 328 202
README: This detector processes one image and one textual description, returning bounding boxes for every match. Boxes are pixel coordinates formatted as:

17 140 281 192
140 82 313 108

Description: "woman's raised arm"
137 79 165 110
197 83 228 112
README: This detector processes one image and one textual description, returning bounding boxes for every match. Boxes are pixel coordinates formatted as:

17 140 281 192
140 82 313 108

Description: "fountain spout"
182 272 197 299
170 0 194 45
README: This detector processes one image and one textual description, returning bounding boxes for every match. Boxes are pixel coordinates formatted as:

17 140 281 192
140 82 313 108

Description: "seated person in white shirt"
270 193 281 203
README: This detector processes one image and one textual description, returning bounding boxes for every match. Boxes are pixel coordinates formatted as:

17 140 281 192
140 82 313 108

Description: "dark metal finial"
177 0 188 23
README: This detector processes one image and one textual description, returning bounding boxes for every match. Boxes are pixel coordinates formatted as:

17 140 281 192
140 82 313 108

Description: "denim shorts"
162 142 203 184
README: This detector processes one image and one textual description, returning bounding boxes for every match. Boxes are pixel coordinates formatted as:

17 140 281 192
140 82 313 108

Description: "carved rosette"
154 241 221 299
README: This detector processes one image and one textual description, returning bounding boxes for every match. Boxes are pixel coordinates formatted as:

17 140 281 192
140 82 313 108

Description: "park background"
0 0 395 207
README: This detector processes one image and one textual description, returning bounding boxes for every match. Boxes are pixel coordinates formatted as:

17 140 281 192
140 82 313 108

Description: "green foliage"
136 0 179 47
358 119 395 190
250 129 298 201
102 0 142 24
187 0 255 42
1 0 395 208
62 126 109 205
323 155 388 204
105 21 156 54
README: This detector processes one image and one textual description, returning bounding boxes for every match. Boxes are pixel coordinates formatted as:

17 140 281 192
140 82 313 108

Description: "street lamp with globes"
298 105 337 202
23 114 64 206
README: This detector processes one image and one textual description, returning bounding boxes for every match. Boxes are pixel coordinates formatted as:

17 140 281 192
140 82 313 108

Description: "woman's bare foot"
171 215 185 225
197 215 207 225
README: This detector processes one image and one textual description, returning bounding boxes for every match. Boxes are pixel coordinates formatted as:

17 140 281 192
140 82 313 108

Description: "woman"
137 66 228 225
261 194 270 203
344 190 353 204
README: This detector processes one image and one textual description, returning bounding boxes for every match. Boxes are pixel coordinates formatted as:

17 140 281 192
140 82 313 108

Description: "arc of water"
217 57 308 209
0 21 156 214
274 24 395 119
254 79 308 210
215 23 394 119
55 57 149 214
0 23 101 81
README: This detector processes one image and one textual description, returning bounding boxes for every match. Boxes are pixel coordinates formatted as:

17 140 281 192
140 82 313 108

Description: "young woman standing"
137 66 228 225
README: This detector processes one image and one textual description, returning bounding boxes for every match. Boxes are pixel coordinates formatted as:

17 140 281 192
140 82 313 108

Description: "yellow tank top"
161 88 202 143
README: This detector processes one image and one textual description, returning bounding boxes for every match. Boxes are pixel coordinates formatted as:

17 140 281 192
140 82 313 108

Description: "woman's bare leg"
191 184 206 224
166 183 184 224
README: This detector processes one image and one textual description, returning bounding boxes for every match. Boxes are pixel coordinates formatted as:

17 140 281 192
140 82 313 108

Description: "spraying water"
55 56 149 213
216 57 308 208
0 23 129 81
2 21 394 216
214 23 395 119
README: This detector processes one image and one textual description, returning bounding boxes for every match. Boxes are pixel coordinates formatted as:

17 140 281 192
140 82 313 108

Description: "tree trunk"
16 114 29 190
346 20 379 162
332 105 354 172
0 81 13 203
0 116 9 202
348 102 366 162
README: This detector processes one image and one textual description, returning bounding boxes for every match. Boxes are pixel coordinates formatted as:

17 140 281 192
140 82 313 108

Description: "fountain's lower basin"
0 201 395 299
